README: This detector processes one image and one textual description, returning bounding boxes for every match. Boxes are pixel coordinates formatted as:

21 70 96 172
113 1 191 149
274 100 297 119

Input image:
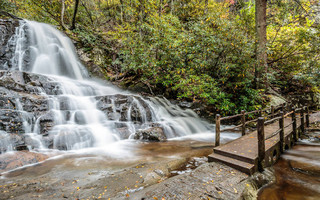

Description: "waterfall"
0 20 217 154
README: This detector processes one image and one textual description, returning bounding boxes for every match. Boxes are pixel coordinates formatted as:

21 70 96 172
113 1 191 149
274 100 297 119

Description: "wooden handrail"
284 122 293 129
284 110 294 118
220 124 242 132
265 116 282 124
265 128 281 140
214 104 313 150
220 114 242 121
213 104 316 173
245 118 259 125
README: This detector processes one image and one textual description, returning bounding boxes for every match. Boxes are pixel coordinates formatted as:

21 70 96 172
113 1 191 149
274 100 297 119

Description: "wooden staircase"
208 149 256 175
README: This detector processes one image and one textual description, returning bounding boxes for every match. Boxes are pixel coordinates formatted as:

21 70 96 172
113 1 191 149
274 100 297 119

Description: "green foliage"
111 2 261 114
266 0 320 94
0 0 17 13
4 0 320 115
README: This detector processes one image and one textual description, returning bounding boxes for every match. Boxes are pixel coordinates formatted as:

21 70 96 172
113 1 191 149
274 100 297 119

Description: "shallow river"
259 133 320 200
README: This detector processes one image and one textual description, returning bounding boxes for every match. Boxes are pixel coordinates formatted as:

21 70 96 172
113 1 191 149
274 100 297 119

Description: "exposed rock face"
96 94 153 123
0 70 163 152
134 127 166 142
0 18 20 69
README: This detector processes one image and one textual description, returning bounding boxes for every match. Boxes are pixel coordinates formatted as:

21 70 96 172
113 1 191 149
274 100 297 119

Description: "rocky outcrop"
0 16 20 69
133 127 166 142
95 94 153 123
0 70 164 152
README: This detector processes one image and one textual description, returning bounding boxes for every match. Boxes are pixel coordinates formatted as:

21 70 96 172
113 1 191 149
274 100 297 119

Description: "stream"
258 132 320 200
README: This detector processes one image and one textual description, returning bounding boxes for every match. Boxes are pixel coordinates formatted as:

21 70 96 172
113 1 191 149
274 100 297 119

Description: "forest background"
1 0 320 119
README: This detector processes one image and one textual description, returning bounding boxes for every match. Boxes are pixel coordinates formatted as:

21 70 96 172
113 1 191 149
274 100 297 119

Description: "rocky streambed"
0 140 262 200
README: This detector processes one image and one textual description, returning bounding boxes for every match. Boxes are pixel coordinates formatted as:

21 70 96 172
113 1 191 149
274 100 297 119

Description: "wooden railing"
215 103 288 146
256 106 310 171
215 104 312 171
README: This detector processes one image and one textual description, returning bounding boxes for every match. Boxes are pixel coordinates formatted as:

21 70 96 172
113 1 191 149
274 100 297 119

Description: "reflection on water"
258 132 320 200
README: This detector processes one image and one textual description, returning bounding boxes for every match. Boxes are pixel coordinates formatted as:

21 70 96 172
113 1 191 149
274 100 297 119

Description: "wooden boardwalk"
208 108 319 175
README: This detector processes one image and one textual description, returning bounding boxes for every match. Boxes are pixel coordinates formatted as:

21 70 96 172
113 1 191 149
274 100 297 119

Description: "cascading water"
0 20 226 156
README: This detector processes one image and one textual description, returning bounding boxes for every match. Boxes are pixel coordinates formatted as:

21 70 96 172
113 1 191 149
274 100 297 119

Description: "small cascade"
14 98 46 150
0 20 217 155
0 131 13 153
9 21 27 71
26 20 88 79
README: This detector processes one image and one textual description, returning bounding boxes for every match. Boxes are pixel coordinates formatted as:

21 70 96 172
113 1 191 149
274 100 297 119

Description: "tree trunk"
255 0 267 89
159 0 163 17
171 0 174 14
70 0 80 30
80 1 94 25
60 0 68 30
205 0 208 14
120 0 124 23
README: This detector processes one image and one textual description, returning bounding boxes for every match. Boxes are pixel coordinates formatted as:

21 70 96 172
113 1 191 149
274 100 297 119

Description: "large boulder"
134 127 166 142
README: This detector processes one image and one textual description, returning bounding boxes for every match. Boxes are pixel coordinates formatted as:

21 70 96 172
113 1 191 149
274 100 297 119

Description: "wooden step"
213 148 257 164
208 153 256 175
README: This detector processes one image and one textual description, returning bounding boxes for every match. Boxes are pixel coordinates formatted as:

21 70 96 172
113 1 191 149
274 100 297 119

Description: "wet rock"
52 129 94 150
0 109 30 134
134 127 166 142
128 82 150 93
0 151 49 173
0 70 63 95
116 127 132 139
0 18 20 69
96 94 153 123
0 132 25 153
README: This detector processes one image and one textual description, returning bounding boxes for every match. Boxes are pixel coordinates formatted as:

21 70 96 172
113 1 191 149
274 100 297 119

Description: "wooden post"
241 110 246 136
279 111 284 153
271 105 275 119
282 103 285 113
258 117 265 172
306 106 310 128
286 103 290 113
292 109 297 142
215 114 221 147
258 108 262 117
300 108 305 135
